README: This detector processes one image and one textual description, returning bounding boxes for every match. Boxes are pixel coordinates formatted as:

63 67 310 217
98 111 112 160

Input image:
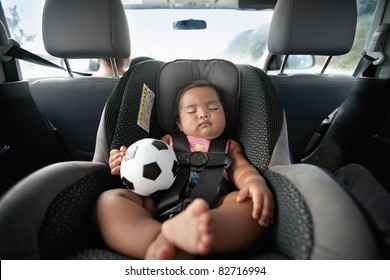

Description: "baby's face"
176 86 226 140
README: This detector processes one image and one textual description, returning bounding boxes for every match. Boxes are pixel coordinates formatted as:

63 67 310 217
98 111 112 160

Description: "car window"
2 0 379 79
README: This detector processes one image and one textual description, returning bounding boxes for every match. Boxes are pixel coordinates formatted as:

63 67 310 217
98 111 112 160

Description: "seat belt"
4 45 91 77
352 53 377 78
153 131 231 220
1 22 91 77
151 132 190 215
353 23 390 78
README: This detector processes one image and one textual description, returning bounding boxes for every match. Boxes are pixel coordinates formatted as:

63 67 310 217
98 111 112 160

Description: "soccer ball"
120 138 178 196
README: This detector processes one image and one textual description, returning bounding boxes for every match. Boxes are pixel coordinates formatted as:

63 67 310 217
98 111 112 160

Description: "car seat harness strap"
153 131 231 221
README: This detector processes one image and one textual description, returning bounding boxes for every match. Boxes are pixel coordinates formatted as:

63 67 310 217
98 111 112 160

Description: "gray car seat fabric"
265 0 378 258
270 74 355 163
267 0 358 163
43 0 130 59
268 0 356 55
241 66 376 259
300 24 390 188
31 0 131 161
299 25 390 258
158 60 240 134
30 77 120 161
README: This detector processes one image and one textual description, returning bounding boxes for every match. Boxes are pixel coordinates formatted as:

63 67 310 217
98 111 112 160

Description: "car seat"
267 0 357 163
29 0 130 161
0 56 378 259
301 23 390 190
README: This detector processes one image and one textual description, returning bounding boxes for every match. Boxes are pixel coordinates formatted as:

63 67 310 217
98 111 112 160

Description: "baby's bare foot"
145 233 175 260
162 198 213 255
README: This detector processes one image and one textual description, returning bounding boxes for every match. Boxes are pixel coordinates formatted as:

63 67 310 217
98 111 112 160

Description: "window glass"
3 0 60 78
1 0 379 79
125 9 272 64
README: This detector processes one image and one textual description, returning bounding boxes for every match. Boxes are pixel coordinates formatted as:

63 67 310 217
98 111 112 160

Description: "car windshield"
1 0 379 78
126 9 272 64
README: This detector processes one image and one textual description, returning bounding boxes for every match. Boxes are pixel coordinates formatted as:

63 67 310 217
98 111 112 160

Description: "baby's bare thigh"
102 188 155 214
215 191 240 206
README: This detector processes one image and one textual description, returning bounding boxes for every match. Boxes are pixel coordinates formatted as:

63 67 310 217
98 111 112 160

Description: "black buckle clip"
188 152 208 167
177 152 231 171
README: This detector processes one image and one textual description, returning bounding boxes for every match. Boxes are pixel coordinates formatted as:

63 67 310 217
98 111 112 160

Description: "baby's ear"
176 120 182 131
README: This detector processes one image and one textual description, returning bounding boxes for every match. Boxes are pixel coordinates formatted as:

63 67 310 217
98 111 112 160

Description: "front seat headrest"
268 0 357 55
157 59 240 135
42 0 130 59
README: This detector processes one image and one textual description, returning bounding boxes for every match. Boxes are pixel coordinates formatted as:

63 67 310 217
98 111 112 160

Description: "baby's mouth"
199 120 211 127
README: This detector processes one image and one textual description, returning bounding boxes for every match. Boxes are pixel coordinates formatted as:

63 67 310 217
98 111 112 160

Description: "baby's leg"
94 188 161 259
162 199 213 255
145 232 176 260
208 191 266 253
161 194 266 256
145 232 194 260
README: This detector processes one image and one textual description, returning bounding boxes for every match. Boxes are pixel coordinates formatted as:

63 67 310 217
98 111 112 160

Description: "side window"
2 0 96 79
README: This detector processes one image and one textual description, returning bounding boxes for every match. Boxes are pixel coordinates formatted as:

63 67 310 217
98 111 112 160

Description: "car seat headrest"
157 59 240 135
42 0 130 59
268 0 357 55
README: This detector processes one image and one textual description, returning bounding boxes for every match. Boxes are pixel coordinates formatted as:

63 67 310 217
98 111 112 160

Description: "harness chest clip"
177 151 231 171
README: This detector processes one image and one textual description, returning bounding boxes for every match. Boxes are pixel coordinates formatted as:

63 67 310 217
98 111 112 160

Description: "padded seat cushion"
157 59 240 134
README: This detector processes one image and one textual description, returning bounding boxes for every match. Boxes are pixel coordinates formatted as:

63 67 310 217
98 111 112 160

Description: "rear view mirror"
266 54 315 71
287 55 315 69
173 19 207 30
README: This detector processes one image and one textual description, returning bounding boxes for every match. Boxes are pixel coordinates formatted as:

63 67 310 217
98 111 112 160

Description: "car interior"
0 0 389 260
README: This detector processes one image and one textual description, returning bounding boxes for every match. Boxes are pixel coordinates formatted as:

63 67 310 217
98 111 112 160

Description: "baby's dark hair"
174 80 226 121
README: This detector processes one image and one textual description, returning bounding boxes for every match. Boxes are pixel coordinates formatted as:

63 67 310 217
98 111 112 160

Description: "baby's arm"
109 146 127 175
228 139 274 227
160 134 173 146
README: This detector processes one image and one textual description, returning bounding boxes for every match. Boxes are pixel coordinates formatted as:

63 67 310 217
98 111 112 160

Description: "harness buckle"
177 151 231 170
188 152 208 167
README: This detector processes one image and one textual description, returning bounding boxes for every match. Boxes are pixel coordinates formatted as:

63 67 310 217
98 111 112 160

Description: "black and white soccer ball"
120 138 178 196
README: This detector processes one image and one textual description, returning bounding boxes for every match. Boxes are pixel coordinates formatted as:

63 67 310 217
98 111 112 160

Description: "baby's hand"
236 183 274 227
109 146 127 175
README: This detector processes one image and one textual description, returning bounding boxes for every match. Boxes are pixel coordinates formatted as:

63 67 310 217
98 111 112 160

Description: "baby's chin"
192 132 224 141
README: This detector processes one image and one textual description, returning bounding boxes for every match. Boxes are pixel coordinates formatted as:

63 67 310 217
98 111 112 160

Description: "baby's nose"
199 110 209 118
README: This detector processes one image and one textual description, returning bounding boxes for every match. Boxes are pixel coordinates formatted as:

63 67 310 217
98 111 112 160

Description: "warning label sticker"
137 83 155 133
